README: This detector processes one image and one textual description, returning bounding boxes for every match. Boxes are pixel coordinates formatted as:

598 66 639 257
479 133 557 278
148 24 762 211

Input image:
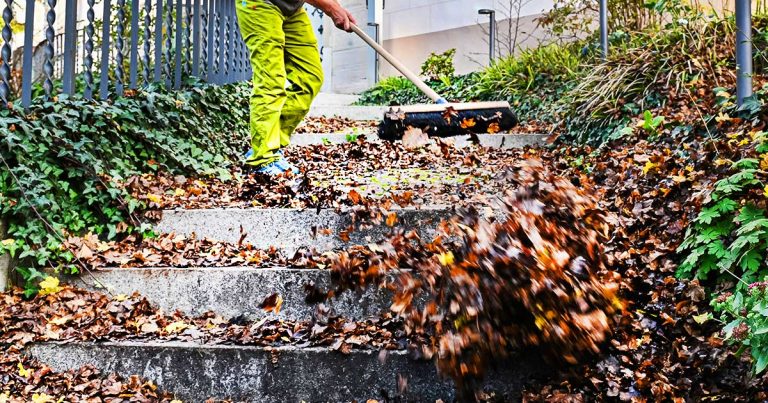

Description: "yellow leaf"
715 112 732 123
1 239 14 246
164 321 189 334
114 294 128 302
147 193 162 204
174 188 186 197
716 90 732 98
460 118 476 129
171 400 184 403
17 362 30 378
48 316 71 326
32 393 55 403
438 252 454 266
0 391 9 403
642 161 658 175
38 276 62 296
763 185 768 198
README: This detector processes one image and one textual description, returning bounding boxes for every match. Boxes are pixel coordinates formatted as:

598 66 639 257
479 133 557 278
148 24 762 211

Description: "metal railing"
0 0 252 108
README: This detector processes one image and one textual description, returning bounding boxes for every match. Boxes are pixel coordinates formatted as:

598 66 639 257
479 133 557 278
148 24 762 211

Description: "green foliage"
713 282 768 374
420 49 457 81
677 156 767 285
357 76 427 106
539 0 705 38
473 43 583 122
0 80 250 295
358 43 583 124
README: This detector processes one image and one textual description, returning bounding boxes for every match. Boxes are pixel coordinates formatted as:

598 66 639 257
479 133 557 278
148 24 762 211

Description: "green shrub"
677 156 768 284
473 43 584 122
0 80 250 295
713 282 768 374
420 49 457 81
356 76 427 105
357 42 583 124
558 12 735 144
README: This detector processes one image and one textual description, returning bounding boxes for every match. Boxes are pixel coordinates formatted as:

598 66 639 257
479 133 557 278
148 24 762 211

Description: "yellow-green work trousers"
236 1 323 167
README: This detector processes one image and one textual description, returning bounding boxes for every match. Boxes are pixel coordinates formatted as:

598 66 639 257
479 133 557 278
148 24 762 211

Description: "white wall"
382 0 554 40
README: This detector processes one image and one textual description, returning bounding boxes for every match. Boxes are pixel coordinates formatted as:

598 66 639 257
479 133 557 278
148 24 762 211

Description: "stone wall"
0 218 11 291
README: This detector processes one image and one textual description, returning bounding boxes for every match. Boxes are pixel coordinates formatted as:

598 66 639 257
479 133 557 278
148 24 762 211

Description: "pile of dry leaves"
0 348 178 402
308 159 621 399
0 285 419 352
125 140 533 211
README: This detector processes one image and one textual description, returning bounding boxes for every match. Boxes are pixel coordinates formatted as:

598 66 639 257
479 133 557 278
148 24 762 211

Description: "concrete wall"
324 0 557 93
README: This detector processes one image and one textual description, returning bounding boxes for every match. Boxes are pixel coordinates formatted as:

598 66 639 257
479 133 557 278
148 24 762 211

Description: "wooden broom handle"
351 24 447 104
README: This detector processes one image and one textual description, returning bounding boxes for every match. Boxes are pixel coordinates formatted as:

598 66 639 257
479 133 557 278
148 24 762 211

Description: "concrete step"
29 341 549 402
308 105 386 121
71 267 391 321
290 133 548 148
155 207 451 255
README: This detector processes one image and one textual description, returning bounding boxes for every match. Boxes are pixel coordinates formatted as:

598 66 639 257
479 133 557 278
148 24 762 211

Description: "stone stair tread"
290 132 548 148
29 340 548 402
71 266 392 321
155 206 454 254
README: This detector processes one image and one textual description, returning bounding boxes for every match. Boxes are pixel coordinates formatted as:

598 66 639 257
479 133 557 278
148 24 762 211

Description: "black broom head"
379 101 518 140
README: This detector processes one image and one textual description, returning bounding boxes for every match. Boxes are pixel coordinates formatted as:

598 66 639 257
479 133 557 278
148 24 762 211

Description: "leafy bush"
713 282 768 374
0 80 250 295
420 49 456 81
473 43 584 122
559 11 736 144
358 43 583 124
356 76 427 105
677 156 768 284
356 73 480 106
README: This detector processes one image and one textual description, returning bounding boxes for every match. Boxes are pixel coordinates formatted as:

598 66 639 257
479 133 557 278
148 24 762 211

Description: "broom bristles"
379 101 518 139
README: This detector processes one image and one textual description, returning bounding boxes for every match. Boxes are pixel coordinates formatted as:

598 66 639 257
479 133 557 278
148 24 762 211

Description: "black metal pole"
599 0 608 59
479 9 496 63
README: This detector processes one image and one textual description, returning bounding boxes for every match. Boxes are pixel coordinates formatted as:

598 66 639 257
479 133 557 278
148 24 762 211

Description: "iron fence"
0 0 252 108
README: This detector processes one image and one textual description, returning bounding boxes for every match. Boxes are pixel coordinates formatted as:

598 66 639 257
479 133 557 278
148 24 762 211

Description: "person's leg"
237 1 286 167
280 8 324 147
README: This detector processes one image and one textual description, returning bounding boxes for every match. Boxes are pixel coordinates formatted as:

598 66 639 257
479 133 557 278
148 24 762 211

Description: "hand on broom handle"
350 24 448 105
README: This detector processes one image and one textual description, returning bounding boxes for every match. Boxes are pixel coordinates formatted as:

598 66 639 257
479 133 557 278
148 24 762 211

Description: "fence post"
130 0 140 88
174 0 183 89
115 0 126 95
99 0 112 99
143 0 152 84
61 0 77 95
0 0 12 104
83 0 96 99
42 0 57 99
599 0 608 59
154 0 163 82
164 0 173 87
201 0 209 78
21 0 35 108
736 0 753 106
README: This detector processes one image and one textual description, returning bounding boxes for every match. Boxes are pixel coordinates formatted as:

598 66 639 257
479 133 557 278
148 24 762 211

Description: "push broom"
350 24 518 139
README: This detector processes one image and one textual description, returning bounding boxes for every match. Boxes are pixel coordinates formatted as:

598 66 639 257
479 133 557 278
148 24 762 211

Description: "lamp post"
736 0 753 105
479 9 496 63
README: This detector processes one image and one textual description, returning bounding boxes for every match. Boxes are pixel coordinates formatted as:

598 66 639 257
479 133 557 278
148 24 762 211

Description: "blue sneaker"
275 157 299 175
252 161 287 177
